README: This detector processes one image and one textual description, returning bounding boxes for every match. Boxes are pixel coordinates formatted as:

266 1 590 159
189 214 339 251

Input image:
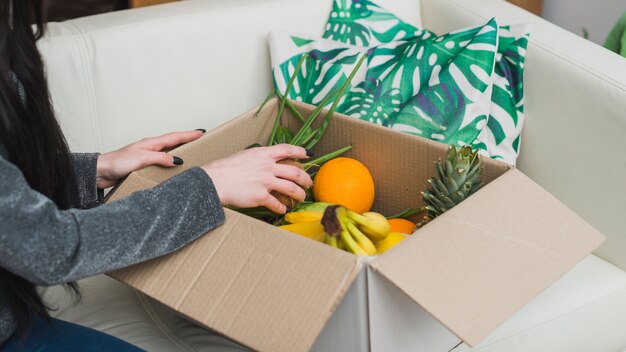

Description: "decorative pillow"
473 24 530 161
271 18 500 149
323 0 432 47
322 0 531 164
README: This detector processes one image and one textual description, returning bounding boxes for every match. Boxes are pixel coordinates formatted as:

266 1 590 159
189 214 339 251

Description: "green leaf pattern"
329 1 530 164
272 20 498 148
337 78 403 125
270 33 366 106
270 0 530 165
473 24 530 161
324 0 431 47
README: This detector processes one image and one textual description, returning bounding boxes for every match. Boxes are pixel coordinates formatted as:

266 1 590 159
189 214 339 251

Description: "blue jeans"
1 315 143 352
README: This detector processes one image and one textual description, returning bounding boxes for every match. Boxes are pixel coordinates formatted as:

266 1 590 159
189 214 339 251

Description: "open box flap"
369 168 606 346
108 206 362 352
105 100 363 352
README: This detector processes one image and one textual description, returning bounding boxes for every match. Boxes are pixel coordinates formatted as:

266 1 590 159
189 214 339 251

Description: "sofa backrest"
37 0 422 153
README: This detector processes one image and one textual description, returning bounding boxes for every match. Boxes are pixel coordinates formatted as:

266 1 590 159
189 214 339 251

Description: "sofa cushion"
452 255 626 352
42 275 249 351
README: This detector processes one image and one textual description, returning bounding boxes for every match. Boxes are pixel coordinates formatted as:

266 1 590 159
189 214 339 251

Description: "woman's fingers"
140 130 204 151
269 178 307 203
141 152 183 169
201 143 314 212
266 144 309 161
273 164 312 189
260 194 288 214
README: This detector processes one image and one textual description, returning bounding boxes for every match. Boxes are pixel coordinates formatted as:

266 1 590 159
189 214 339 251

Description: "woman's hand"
202 144 313 214
96 130 205 189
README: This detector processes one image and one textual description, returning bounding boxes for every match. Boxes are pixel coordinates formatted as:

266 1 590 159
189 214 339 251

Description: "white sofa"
38 0 626 351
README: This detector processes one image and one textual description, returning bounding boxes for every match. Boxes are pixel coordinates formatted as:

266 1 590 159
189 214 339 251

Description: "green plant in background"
582 27 590 40
605 11 626 57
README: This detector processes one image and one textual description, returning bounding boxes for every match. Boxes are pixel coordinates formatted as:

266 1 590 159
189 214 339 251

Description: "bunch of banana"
277 202 330 242
279 203 392 256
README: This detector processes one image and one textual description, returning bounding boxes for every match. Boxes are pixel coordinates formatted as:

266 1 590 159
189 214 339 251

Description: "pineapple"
417 145 483 228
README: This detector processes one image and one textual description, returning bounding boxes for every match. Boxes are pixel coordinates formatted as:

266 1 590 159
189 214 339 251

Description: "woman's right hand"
201 144 312 214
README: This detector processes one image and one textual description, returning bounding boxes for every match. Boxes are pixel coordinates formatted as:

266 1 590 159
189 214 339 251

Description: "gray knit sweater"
0 148 225 345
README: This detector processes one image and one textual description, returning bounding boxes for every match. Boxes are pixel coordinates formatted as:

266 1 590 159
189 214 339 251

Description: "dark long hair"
0 0 81 341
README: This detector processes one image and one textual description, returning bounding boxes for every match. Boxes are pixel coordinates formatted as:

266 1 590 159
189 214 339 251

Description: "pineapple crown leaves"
420 145 484 224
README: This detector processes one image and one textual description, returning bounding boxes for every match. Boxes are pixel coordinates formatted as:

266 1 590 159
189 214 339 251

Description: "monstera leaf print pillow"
323 0 432 47
322 0 531 164
270 18 499 150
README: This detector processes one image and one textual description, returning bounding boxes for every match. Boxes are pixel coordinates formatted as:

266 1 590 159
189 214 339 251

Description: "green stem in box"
289 88 341 147
386 207 425 220
229 206 277 219
303 53 368 149
256 89 277 118
274 90 307 123
268 53 309 146
303 145 352 168
290 52 367 147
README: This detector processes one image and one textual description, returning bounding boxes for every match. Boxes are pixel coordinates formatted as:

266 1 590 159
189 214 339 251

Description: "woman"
0 0 312 350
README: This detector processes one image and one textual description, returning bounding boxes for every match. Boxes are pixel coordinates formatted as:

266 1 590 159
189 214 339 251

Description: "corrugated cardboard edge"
104 99 366 352
106 172 159 202
108 210 363 352
370 168 606 346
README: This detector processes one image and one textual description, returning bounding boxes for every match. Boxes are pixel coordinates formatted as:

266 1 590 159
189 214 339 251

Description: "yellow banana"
279 221 325 241
347 210 390 242
311 231 327 242
339 227 367 256
285 210 324 224
375 232 407 254
299 202 333 213
345 221 377 256
320 205 368 256
337 237 346 251
325 233 339 248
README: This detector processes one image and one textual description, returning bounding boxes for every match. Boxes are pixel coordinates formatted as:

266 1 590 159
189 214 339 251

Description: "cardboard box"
107 98 605 352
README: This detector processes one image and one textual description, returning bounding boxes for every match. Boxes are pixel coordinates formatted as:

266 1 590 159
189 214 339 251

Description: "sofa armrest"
421 0 626 271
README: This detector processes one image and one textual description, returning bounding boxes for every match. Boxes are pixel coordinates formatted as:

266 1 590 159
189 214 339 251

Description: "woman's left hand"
96 130 205 189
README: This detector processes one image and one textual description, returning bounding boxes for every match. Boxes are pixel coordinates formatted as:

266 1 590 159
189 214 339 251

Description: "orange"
312 157 375 214
388 218 416 235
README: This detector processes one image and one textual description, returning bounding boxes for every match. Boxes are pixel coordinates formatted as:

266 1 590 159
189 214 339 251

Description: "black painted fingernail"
246 143 262 149
305 149 314 157
285 206 292 213
172 156 184 166
195 128 207 133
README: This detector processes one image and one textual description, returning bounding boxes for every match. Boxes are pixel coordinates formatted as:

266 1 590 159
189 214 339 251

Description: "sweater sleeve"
69 153 102 209
0 153 225 286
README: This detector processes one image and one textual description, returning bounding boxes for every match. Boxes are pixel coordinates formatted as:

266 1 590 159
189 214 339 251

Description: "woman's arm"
68 130 206 210
0 153 224 287
69 153 102 209
0 144 311 287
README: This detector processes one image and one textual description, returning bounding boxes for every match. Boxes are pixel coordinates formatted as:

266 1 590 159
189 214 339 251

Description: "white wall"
542 0 626 45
